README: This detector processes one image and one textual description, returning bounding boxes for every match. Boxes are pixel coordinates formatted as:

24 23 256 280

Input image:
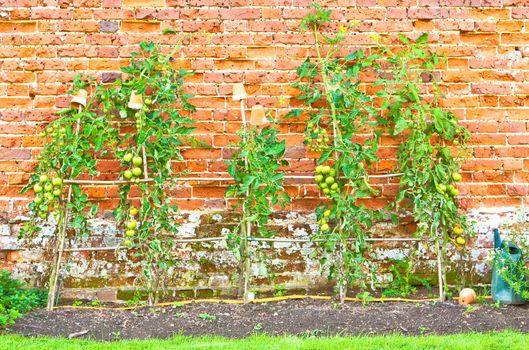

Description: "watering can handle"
493 228 501 249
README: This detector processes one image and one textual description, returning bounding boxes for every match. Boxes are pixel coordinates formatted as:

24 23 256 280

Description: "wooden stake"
47 108 82 310
240 98 251 303
436 239 445 302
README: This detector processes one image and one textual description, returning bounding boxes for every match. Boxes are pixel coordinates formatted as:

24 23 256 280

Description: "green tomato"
144 98 152 105
132 156 143 166
39 174 48 183
39 213 47 219
123 153 133 162
321 166 331 174
129 207 139 216
323 210 331 217
127 220 137 230
34 196 43 205
331 183 339 190
45 192 54 200
453 140 460 145
39 131 47 137
325 176 335 185
450 188 459 196
438 184 447 192
52 189 61 197
123 239 132 247
34 184 43 193
323 188 330 195
125 229 135 237
328 168 336 177
315 174 324 183
44 183 53 192
132 167 142 177
316 165 323 174
320 224 330 232
320 182 328 189
52 177 63 186
452 173 462 182
124 170 133 179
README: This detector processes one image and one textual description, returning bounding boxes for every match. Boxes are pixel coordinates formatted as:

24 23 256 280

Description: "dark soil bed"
6 300 529 341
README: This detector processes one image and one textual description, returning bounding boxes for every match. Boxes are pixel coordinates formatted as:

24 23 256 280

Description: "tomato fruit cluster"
436 172 462 198
452 224 466 247
123 206 139 247
317 208 332 232
306 123 330 152
315 164 339 198
32 175 63 219
121 152 143 183
40 124 67 146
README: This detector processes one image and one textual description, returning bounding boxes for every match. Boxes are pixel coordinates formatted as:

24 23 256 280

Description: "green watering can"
491 228 526 305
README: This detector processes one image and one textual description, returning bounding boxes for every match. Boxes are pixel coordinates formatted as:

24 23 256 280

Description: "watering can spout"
493 228 501 249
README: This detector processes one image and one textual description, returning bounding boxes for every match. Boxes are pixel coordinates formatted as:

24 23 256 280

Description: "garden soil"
6 300 529 340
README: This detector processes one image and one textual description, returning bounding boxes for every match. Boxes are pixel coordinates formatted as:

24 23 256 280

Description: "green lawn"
0 332 526 350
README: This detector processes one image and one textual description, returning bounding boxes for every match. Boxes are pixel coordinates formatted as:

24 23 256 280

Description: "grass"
0 332 527 350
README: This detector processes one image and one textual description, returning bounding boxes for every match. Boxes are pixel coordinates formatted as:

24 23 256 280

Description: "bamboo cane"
63 173 404 185
239 98 252 303
47 107 82 310
436 239 445 302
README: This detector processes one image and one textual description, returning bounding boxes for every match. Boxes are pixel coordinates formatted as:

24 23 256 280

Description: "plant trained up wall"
21 41 198 307
19 7 474 307
288 5 471 302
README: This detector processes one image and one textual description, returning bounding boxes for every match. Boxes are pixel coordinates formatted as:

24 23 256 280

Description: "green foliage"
381 259 431 298
22 41 197 306
492 209 529 300
226 119 290 297
293 5 471 301
273 284 287 297
198 312 217 321
227 123 290 238
0 270 46 326
376 33 471 235
355 291 374 306
112 42 197 305
293 6 383 301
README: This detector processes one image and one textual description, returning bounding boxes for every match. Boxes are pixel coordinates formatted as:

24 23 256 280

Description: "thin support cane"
47 107 82 310
436 240 444 301
239 99 252 303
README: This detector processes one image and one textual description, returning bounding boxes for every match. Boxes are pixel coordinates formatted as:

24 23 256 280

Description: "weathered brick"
99 20 119 32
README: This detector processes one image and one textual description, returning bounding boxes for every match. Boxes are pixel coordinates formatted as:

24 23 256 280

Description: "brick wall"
0 1 528 295
0 2 528 214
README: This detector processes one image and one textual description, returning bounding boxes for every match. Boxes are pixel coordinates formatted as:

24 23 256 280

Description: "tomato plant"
291 5 472 302
290 5 384 302
226 116 290 301
374 34 472 299
22 41 197 306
